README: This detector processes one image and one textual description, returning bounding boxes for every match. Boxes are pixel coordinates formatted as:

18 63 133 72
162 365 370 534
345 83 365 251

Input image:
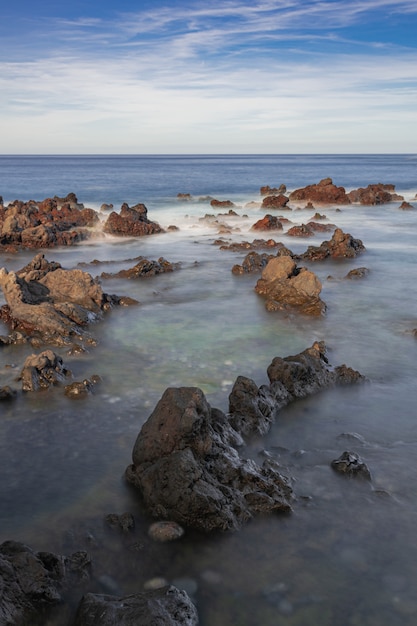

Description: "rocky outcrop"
299 228 365 261
331 451 371 480
74 586 198 626
125 343 364 531
229 342 365 437
255 256 326 316
210 199 236 209
260 184 287 196
0 193 98 249
0 540 90 626
103 203 164 237
101 257 180 279
0 253 124 345
289 178 351 205
232 247 293 275
251 215 284 231
347 183 403 205
261 194 290 210
19 350 71 391
399 201 414 210
125 386 293 532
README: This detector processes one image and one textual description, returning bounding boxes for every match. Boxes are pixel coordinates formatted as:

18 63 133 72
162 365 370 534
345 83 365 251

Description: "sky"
1 0 416 154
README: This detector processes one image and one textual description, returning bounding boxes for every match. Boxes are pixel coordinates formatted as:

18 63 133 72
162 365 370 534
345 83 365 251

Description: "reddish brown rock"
289 178 351 205
260 184 287 196
347 183 404 205
261 194 290 210
101 257 180 279
255 256 326 316
399 201 414 210
251 215 283 231
103 203 164 237
286 224 315 237
210 199 236 208
299 228 365 261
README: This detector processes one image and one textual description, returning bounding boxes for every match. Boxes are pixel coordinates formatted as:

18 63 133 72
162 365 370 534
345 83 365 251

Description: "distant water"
1 154 417 625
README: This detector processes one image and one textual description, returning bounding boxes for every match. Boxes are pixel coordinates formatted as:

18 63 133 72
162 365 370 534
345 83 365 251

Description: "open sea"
1 154 417 625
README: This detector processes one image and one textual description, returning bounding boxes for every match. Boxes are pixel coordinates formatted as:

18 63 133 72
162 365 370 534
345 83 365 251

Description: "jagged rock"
19 350 71 391
64 375 101 398
125 387 292 532
210 199 236 208
399 201 414 210
103 203 164 237
73 586 198 626
0 540 90 626
331 451 371 480
347 183 403 205
289 178 351 205
286 224 315 237
261 195 290 210
101 257 180 279
105 513 135 533
345 267 369 279
232 251 277 275
299 228 365 261
255 256 326 316
251 215 283 231
229 342 365 437
260 184 287 196
0 253 121 344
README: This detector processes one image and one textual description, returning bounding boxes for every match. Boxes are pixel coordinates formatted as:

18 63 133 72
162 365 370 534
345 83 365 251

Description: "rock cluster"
289 178 351 205
126 343 364 532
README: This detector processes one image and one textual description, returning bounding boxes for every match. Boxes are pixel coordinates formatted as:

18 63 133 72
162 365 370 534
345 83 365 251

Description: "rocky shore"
0 178 413 624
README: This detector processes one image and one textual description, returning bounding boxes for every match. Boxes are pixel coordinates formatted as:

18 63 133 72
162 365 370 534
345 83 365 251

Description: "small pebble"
148 521 185 542
144 577 169 591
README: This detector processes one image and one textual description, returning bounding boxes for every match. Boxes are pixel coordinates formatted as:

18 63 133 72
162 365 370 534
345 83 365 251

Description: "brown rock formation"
103 202 164 237
289 178 351 205
299 228 365 261
347 183 404 205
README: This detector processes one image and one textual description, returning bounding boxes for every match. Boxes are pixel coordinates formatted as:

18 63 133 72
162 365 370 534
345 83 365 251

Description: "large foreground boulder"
0 540 90 626
0 253 123 345
103 203 164 237
126 343 364 531
254 255 326 315
74 586 198 626
125 387 293 532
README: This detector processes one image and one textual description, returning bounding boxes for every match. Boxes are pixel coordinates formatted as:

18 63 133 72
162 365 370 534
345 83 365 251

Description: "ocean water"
1 154 417 625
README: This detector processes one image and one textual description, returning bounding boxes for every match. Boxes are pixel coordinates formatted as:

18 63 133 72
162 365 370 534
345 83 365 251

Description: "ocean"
1 154 417 625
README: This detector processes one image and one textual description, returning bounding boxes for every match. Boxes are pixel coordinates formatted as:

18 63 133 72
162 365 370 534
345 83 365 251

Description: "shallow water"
1 154 417 625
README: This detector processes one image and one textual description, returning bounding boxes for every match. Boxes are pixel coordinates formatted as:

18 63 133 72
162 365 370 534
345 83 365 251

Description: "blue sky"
1 0 416 153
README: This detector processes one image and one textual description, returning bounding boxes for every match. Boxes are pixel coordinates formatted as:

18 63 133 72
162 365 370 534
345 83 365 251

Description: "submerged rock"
101 257 180 279
148 521 185 542
331 451 371 480
73 586 198 626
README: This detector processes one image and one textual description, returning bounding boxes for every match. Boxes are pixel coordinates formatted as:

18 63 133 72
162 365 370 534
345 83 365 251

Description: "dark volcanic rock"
103 202 164 237
125 387 293 532
232 247 293 275
19 350 71 391
331 451 371 480
299 228 365 261
289 178 351 205
101 257 180 279
255 256 326 316
0 540 90 626
286 223 315 237
229 342 365 437
74 586 198 626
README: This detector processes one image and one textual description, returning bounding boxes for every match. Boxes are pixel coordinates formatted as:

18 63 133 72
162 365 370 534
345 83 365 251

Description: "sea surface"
1 154 417 625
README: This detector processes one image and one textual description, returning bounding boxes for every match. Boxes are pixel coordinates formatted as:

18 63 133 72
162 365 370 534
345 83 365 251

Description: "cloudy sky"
1 0 416 153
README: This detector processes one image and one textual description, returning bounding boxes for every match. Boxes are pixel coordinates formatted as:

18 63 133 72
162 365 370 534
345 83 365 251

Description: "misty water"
1 154 417 624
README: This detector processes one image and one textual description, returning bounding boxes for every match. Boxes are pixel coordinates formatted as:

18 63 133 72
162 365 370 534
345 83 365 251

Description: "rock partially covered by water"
103 202 164 237
299 228 365 261
347 183 403 205
0 253 121 345
126 387 293 532
229 342 365 437
289 178 351 205
261 194 290 210
331 451 371 480
101 257 180 279
74 586 198 626
255 256 326 316
251 214 284 231
0 193 98 249
19 349 71 391
0 540 90 626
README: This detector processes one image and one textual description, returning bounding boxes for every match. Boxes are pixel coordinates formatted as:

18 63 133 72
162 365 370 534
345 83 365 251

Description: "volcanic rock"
251 215 283 231
347 183 404 205
19 349 71 391
331 451 371 480
261 194 290 210
103 202 164 237
260 184 287 196
255 256 326 316
289 178 351 205
299 228 365 261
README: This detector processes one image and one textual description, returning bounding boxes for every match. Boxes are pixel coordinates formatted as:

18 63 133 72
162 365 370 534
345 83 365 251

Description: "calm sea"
1 154 417 625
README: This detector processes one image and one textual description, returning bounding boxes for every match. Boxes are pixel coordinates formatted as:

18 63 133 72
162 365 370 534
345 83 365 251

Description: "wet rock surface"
251 214 284 231
73 586 199 626
298 228 365 261
347 183 403 205
289 178 351 205
19 349 71 391
101 257 180 279
0 540 90 626
331 451 372 480
126 343 364 531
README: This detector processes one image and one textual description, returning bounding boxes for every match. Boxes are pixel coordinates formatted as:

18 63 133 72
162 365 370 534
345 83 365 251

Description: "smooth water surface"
1 155 417 625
